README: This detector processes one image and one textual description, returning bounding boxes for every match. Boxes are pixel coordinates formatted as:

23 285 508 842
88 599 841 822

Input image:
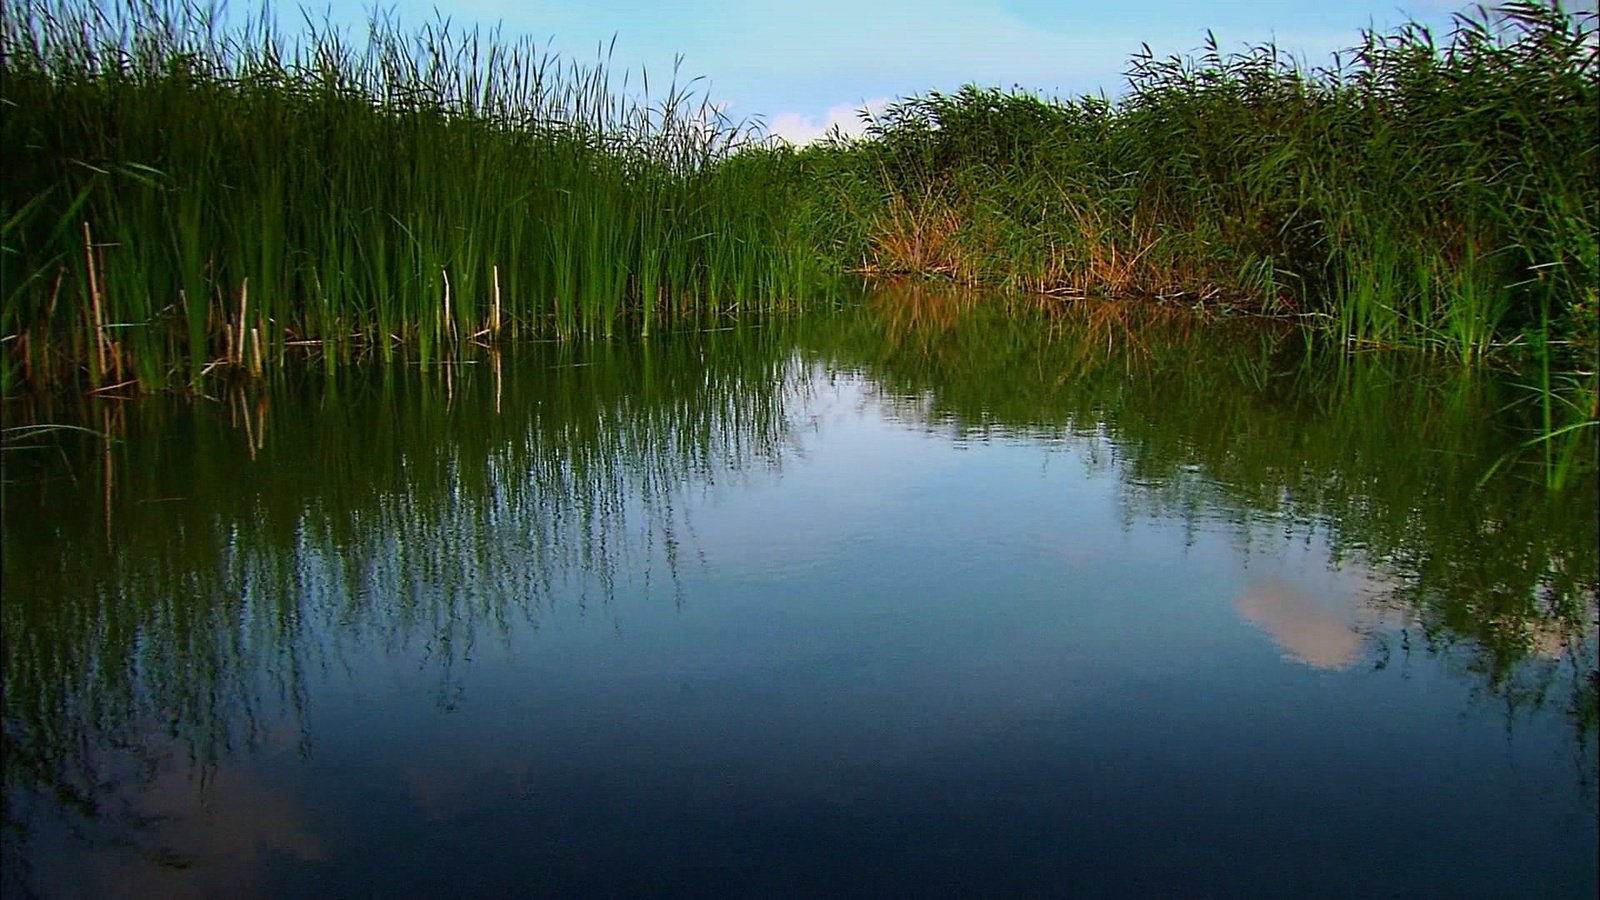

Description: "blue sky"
306 0 1595 142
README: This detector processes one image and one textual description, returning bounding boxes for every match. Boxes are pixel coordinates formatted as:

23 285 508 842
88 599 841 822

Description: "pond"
4 289 1597 897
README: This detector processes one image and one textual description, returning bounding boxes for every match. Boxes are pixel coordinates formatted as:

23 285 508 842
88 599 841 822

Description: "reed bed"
1 1 1596 402
797 1 1598 360
0 0 826 391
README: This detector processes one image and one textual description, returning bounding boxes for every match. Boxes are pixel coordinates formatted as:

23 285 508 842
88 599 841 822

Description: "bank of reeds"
798 1 1598 361
0 0 826 391
2 1 1596 400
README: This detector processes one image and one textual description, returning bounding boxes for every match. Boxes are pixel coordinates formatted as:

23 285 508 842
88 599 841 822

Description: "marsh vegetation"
2 1 1595 388
1 0 828 392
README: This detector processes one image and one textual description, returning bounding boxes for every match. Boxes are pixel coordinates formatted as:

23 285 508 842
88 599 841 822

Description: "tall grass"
800 2 1597 360
0 0 828 391
2 1 1596 402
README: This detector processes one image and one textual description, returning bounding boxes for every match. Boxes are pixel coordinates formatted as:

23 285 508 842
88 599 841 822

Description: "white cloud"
767 97 891 145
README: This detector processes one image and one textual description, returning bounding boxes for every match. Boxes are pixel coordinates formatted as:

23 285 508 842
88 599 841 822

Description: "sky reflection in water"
3 295 1596 897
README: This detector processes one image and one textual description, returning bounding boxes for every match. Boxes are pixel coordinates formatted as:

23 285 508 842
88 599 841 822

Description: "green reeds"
800 1 1597 361
2 0 1595 395
0 0 827 391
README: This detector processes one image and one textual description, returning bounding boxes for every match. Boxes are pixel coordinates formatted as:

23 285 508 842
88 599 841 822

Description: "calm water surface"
4 291 1597 897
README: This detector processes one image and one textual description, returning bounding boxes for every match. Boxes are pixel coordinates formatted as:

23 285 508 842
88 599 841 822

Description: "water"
4 291 1596 897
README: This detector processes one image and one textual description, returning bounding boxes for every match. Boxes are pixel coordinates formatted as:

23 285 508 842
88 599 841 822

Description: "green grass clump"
798 1 1598 359
0 0 829 391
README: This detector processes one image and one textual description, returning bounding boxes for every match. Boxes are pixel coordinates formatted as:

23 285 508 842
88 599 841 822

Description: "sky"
305 0 1598 143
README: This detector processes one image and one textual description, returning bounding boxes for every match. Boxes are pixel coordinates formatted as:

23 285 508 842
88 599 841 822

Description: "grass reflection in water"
2 292 1595 892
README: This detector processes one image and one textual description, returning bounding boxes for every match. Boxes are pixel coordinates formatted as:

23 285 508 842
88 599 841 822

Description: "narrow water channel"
4 290 1596 897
